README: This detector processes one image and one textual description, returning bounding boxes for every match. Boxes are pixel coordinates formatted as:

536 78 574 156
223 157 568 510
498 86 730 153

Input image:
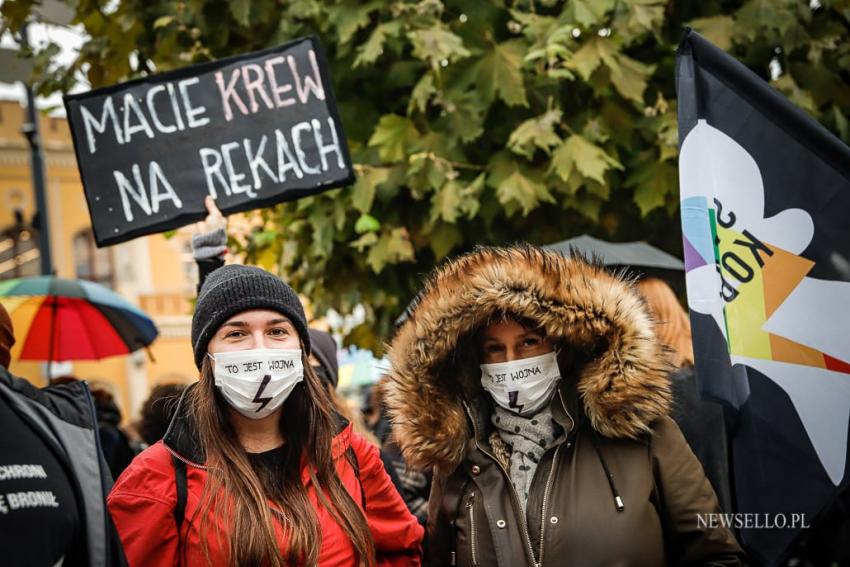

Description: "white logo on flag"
679 120 850 485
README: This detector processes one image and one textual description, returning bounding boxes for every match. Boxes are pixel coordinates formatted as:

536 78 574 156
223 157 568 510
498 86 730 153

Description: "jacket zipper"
462 402 537 567
537 444 561 567
467 491 479 566
164 444 208 470
163 443 208 567
536 388 575 567
462 394 575 567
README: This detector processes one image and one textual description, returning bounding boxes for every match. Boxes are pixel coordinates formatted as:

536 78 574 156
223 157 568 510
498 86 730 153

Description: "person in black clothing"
308 328 339 389
304 328 384 447
0 302 126 566
136 383 187 447
370 377 432 525
91 387 138 480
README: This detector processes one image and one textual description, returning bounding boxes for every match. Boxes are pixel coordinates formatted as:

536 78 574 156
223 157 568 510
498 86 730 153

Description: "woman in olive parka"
383 245 746 567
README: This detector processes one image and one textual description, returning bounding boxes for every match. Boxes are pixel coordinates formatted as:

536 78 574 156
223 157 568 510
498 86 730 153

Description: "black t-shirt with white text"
0 396 82 566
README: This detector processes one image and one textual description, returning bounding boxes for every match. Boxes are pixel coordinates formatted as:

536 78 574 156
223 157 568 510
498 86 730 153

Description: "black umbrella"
543 234 684 271
395 236 684 328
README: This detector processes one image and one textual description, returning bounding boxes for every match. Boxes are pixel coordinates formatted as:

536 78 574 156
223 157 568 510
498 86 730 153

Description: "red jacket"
108 407 423 567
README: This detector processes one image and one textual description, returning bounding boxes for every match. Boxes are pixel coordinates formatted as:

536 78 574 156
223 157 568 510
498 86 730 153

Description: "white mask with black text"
207 348 303 419
480 351 561 416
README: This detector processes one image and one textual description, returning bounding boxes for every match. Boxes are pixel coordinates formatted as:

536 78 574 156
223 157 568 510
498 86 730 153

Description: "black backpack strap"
171 453 188 529
346 445 367 508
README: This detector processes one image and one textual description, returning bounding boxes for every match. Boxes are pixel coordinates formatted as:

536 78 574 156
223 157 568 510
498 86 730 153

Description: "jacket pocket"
466 491 479 566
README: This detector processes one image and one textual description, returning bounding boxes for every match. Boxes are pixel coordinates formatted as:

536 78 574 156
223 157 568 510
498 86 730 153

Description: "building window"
73 229 114 288
0 228 39 281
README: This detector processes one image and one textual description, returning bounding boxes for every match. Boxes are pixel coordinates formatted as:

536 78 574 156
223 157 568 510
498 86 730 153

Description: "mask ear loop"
551 346 567 384
551 347 564 371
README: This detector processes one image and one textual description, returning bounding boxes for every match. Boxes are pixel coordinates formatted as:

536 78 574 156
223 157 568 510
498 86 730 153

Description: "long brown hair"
636 277 695 368
189 350 375 566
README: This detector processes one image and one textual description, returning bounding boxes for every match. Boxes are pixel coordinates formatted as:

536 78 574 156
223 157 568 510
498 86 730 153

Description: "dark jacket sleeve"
192 227 227 294
650 416 748 566
669 366 734 513
381 438 431 525
424 471 465 567
196 256 225 295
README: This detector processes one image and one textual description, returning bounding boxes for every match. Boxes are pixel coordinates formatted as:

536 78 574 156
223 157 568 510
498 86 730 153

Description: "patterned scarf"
491 405 564 514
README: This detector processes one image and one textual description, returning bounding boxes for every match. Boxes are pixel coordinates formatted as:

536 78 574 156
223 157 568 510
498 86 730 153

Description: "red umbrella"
0 276 158 372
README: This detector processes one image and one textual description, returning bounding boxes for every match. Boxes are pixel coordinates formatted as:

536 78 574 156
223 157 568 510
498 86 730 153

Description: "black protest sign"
64 36 353 247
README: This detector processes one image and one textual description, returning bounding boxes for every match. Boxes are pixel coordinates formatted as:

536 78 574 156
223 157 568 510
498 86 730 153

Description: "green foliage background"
4 0 850 351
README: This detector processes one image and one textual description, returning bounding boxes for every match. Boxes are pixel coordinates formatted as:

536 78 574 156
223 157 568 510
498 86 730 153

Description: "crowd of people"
0 197 756 566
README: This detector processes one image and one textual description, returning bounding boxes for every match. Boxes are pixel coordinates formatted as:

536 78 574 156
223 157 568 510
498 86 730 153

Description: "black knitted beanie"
308 329 339 388
191 265 310 368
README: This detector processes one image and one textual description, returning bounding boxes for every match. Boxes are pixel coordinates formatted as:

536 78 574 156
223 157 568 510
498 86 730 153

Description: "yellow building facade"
0 98 200 422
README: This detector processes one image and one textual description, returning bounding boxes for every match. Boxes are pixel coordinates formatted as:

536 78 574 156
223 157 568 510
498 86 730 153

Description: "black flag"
676 29 850 565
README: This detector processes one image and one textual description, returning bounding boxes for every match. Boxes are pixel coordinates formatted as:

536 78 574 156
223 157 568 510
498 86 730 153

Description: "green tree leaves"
569 37 655 103
488 153 554 215
365 228 414 273
409 27 470 69
564 0 615 27
430 174 484 224
551 135 623 185
508 109 563 158
351 166 391 213
229 0 252 27
689 15 735 50
473 40 529 107
7 0 849 351
354 21 401 67
368 115 419 162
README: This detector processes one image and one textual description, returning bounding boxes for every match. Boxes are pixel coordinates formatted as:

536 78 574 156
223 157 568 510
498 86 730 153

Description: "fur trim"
384 245 673 472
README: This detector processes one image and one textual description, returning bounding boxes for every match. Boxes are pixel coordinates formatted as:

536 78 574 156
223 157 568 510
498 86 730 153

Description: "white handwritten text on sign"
64 37 353 246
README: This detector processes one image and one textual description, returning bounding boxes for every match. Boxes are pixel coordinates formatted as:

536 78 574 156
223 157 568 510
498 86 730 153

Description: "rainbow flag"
677 30 850 565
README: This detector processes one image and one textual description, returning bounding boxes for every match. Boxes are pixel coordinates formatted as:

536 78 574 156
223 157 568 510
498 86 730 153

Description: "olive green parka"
384 245 746 567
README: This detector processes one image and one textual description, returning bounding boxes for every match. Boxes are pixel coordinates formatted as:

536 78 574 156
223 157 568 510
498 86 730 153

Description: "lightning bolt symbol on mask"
508 391 523 413
252 375 273 412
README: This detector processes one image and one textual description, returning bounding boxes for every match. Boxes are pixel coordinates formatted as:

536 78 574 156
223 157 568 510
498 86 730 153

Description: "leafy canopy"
5 0 850 351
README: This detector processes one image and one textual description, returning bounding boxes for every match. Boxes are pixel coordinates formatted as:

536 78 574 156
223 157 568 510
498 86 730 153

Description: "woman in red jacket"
108 265 423 566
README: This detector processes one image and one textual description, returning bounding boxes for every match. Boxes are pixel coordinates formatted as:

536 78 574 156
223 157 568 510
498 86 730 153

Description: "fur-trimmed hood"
384 245 673 472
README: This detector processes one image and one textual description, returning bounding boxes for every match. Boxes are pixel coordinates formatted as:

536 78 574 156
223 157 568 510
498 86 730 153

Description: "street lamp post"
19 24 53 276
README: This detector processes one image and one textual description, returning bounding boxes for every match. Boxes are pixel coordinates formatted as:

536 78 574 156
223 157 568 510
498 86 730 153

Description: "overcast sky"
0 17 88 115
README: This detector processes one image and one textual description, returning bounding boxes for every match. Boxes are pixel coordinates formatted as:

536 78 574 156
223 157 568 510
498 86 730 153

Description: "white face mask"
207 348 303 419
480 351 561 416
